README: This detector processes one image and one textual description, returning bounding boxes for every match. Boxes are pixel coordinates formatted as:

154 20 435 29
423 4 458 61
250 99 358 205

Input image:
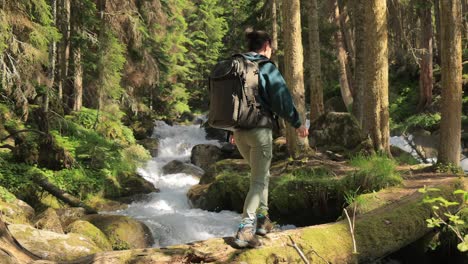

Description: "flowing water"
113 121 241 247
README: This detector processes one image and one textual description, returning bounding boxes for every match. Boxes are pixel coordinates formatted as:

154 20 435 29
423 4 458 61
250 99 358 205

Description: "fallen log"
28 175 466 264
32 173 97 214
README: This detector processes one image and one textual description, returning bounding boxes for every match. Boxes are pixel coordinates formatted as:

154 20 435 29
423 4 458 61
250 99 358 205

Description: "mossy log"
30 175 466 264
32 173 97 214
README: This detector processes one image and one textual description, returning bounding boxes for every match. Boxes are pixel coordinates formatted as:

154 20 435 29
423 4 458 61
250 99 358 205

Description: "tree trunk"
72 47 83 111
281 0 309 157
434 0 442 65
337 0 355 88
58 0 70 104
357 0 391 154
333 0 353 111
463 0 468 49
44 0 57 114
308 0 324 122
351 1 365 124
438 0 462 166
270 0 279 65
417 1 433 112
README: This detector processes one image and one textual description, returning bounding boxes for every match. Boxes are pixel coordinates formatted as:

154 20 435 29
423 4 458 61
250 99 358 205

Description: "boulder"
56 207 87 228
162 160 205 178
0 198 34 225
191 144 223 172
8 224 102 261
202 122 228 141
412 129 439 159
117 172 157 198
324 96 348 112
65 220 112 251
82 214 154 250
34 208 64 233
308 112 366 152
137 138 159 157
220 142 242 159
201 159 249 184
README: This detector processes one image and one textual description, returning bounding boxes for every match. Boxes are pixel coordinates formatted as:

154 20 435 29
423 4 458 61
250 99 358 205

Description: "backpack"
208 54 273 131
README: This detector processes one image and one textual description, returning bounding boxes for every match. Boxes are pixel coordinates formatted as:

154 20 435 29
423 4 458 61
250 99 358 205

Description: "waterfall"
113 121 240 247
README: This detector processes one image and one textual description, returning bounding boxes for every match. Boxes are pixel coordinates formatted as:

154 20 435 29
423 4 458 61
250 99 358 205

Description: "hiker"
231 29 309 248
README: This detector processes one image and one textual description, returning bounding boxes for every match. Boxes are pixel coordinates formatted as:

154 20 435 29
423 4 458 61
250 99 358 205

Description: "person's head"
245 29 272 59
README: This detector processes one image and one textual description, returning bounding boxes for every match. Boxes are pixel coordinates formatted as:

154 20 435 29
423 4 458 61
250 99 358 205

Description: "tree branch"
0 129 47 142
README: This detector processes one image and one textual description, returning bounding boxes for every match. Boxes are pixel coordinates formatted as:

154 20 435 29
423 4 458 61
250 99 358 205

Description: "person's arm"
261 63 302 128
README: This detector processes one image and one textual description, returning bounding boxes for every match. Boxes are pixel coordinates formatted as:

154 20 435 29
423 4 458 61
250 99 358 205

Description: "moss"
66 220 112 251
83 214 154 250
0 201 32 224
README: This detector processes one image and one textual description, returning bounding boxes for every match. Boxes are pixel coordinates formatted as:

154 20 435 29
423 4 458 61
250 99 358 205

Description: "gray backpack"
208 54 273 131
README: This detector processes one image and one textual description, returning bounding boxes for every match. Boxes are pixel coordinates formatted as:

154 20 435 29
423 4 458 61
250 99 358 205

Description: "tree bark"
357 0 391 154
333 0 353 111
72 47 83 111
463 0 468 49
417 1 433 112
281 0 310 157
58 0 70 104
438 0 462 166
434 0 442 65
307 0 324 122
351 1 365 124
270 0 279 65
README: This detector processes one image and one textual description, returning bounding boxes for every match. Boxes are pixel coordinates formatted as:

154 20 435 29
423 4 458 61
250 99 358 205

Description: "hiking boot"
256 214 273 236
234 224 261 248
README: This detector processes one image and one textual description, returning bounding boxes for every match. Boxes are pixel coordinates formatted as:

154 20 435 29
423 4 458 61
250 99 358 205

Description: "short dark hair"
245 29 271 52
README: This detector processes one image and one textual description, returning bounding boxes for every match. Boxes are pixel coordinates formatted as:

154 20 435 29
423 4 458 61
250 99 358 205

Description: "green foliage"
0 185 16 203
393 113 441 134
420 187 468 252
434 162 464 175
345 154 402 192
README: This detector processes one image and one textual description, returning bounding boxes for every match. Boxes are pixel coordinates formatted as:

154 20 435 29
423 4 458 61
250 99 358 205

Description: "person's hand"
229 134 236 145
296 125 309 138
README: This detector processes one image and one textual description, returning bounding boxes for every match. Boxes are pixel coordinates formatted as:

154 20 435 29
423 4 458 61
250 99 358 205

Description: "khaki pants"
234 128 272 222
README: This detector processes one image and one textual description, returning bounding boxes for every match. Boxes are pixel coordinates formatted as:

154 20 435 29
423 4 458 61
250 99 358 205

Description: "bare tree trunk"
45 0 57 114
333 0 353 111
58 0 70 104
434 0 442 65
357 0 391 154
72 48 83 111
438 0 462 166
337 0 355 84
281 0 310 157
70 0 83 112
271 0 279 66
351 1 365 124
463 0 468 49
417 1 433 112
308 0 324 121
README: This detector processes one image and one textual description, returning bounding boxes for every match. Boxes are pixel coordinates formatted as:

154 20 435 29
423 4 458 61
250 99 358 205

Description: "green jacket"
243 52 302 128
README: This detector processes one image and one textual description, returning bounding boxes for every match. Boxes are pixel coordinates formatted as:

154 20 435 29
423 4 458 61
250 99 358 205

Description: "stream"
112 121 468 249
113 121 240 247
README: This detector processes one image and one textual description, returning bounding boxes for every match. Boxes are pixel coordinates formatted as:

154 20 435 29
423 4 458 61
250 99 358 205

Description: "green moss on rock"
66 220 112 251
83 214 154 250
